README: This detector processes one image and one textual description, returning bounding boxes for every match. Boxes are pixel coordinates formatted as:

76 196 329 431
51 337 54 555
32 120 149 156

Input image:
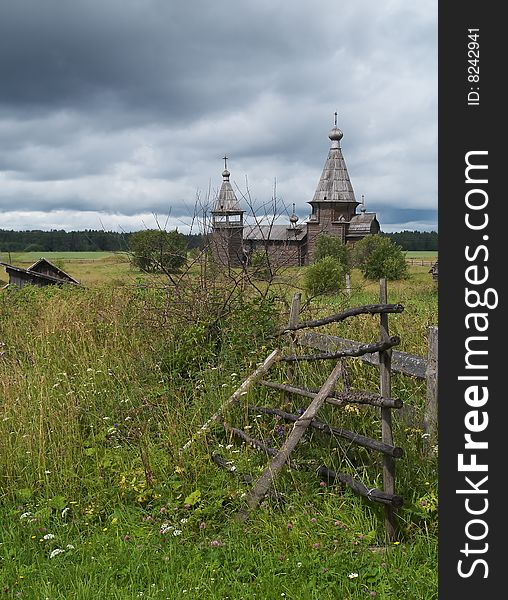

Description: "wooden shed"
0 258 80 289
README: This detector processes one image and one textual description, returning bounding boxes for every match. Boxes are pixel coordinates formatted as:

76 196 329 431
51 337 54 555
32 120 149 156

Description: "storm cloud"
0 0 437 232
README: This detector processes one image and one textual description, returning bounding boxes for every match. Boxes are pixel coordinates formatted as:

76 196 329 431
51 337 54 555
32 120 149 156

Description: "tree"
352 235 408 280
313 233 351 272
129 229 187 273
303 255 346 296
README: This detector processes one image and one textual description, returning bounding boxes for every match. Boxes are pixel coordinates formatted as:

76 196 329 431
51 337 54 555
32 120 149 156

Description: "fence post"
379 278 397 541
345 273 351 298
423 326 438 443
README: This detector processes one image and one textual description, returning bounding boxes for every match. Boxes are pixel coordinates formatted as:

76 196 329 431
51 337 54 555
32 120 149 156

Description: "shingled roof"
310 123 358 205
212 160 243 213
244 224 306 242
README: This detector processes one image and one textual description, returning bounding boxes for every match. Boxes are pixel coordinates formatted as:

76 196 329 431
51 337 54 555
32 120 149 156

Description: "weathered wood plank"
423 326 438 442
298 331 427 378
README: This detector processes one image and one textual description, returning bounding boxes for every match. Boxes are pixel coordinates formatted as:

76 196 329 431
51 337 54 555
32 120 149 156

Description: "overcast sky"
0 0 437 234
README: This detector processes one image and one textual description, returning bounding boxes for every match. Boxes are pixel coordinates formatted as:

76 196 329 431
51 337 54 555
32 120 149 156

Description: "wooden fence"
297 325 438 440
405 259 435 267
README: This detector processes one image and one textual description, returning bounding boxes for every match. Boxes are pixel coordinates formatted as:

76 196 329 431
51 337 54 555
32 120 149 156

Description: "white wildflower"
49 548 65 558
61 507 70 518
225 444 233 450
348 573 358 579
173 529 182 536
180 518 188 524
66 544 75 550
43 533 55 540
160 523 173 535
20 512 32 520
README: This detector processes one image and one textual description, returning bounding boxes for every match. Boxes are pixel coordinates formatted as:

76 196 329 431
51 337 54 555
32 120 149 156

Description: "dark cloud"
0 0 437 231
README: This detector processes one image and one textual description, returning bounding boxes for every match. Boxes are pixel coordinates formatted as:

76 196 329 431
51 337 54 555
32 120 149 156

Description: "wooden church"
211 116 380 268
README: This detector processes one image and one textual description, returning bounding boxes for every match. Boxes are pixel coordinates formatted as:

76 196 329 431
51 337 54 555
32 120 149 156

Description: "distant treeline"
0 229 204 253
382 230 438 251
0 228 437 253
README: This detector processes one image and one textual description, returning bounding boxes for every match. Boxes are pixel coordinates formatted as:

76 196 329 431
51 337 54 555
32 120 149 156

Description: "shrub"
313 233 351 272
303 256 346 296
129 229 187 273
249 250 273 281
352 235 408 280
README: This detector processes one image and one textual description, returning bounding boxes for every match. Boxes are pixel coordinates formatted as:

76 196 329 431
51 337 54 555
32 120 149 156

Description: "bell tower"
306 114 360 262
211 157 245 267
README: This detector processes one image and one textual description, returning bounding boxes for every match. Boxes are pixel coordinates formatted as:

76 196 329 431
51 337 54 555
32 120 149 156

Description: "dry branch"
249 406 403 458
271 304 404 337
180 348 280 452
280 336 400 362
258 380 402 409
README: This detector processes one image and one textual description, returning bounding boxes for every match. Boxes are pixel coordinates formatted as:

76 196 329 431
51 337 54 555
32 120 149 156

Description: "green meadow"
0 255 438 599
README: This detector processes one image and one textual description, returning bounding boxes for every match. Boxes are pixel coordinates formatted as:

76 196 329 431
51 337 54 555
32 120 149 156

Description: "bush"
129 229 187 273
249 250 273 281
303 256 346 296
313 233 351 272
352 235 408 280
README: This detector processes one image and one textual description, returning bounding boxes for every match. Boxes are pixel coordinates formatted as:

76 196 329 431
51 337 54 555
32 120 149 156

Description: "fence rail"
296 326 438 442
405 259 435 267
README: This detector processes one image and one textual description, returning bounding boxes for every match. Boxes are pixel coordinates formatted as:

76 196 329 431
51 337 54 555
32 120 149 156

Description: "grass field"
0 256 438 599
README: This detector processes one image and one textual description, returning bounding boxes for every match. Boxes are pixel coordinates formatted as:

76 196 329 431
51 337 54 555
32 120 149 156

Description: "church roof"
212 159 243 213
347 212 380 236
244 224 306 242
310 119 357 205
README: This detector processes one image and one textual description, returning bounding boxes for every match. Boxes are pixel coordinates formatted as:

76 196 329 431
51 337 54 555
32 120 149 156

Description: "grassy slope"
0 262 437 599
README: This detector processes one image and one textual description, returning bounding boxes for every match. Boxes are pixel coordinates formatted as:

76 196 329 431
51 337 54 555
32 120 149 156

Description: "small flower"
61 507 70 518
123 535 131 541
296 562 302 568
19 512 32 520
210 539 222 547
180 518 188 524
287 522 293 530
319 481 326 487
49 548 65 559
66 544 75 550
348 573 358 579
311 517 317 523
312 542 320 549
43 533 55 540
369 592 377 598
160 523 173 535
173 529 182 536
278 554 285 561
199 521 206 529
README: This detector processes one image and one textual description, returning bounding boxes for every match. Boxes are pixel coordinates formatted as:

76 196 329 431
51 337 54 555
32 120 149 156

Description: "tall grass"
0 273 437 599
